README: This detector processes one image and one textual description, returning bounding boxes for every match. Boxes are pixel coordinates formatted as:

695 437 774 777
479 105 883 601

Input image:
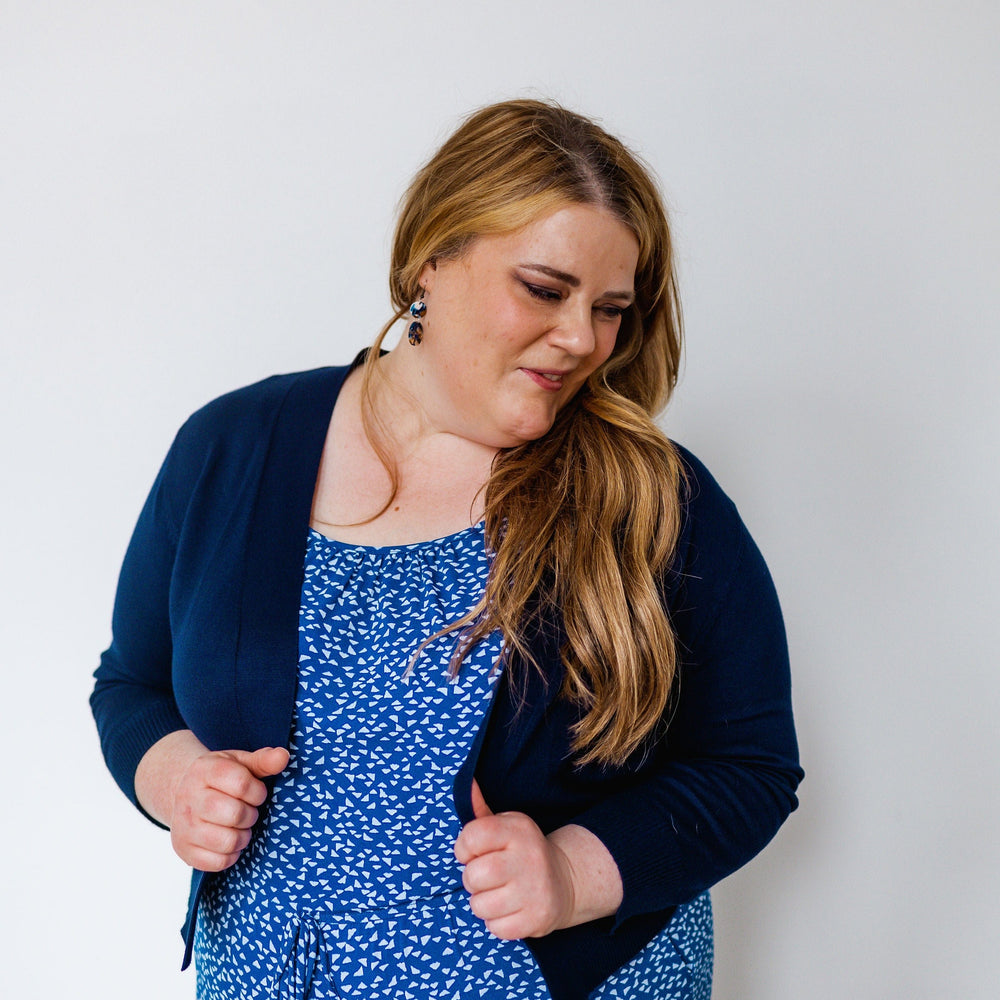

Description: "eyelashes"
596 305 625 320
523 282 561 302
522 282 625 319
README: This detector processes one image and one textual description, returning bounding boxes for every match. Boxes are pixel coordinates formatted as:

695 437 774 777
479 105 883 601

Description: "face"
408 203 640 449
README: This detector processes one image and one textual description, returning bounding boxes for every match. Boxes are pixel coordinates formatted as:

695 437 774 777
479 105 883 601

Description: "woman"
92 99 802 1000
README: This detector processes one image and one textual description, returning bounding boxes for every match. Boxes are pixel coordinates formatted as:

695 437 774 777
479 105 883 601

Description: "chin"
498 420 556 448
486 401 562 449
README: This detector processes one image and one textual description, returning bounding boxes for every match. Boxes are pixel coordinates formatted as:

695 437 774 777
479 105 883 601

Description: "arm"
456 531 799 936
90 432 190 825
571 512 803 927
458 451 802 935
92 424 292 868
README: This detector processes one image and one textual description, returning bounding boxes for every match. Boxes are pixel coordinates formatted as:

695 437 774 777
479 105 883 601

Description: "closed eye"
523 282 562 302
595 304 625 320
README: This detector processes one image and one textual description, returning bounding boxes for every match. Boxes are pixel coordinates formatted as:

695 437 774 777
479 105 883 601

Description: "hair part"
364 98 686 767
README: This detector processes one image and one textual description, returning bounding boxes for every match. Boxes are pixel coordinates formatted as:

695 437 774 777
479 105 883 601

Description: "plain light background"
2 2 998 997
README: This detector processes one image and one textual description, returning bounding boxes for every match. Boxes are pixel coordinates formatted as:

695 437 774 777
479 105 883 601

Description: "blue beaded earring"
407 297 426 346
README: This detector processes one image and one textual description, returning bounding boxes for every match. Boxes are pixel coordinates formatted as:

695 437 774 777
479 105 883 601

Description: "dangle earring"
407 295 426 346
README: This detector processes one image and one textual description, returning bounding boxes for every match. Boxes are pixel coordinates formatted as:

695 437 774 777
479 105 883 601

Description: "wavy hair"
363 99 685 767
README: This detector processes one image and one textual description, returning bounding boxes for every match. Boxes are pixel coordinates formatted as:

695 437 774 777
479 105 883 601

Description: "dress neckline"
307 521 486 556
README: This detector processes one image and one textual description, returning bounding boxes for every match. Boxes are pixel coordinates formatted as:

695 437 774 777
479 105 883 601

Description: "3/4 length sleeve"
571 448 803 927
90 430 191 825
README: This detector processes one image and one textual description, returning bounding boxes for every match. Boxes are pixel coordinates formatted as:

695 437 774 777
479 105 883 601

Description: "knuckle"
246 783 267 807
478 854 504 884
205 789 234 826
224 799 248 829
201 755 228 782
171 800 195 829
217 829 242 855
228 768 252 797
238 774 265 805
510 815 537 839
187 755 209 780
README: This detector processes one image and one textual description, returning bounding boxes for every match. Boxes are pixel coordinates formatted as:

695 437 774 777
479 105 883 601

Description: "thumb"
470 778 494 819
242 746 290 779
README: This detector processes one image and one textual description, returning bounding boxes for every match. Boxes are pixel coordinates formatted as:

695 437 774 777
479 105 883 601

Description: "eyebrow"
519 263 635 303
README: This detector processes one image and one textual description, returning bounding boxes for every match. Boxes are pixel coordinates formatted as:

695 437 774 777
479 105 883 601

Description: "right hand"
167 745 289 871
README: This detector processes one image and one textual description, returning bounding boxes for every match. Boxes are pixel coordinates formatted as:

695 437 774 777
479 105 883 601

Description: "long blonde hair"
365 99 685 767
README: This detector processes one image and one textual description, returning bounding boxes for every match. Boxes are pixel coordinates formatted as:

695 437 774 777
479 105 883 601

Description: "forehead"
469 204 640 279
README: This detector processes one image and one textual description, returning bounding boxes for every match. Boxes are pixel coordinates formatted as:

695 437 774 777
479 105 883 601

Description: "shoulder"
670 441 746 564
164 365 350 467
666 441 781 636
177 366 348 445
154 365 350 509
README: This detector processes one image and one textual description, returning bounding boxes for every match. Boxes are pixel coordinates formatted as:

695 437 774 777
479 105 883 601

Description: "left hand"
453 779 576 939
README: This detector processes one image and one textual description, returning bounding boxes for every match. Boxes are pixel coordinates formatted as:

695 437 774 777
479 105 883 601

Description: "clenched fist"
453 779 577 939
135 730 288 872
168 745 289 871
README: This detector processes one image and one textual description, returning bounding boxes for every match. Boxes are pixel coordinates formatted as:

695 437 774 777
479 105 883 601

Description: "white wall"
2 2 997 997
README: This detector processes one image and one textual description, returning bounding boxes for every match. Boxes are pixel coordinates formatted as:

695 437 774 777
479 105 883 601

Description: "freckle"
394 506 400 512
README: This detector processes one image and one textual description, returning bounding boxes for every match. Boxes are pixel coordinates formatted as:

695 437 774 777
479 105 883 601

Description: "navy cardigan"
91 362 802 1000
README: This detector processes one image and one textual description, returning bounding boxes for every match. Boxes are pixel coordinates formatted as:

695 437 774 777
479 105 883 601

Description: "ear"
417 259 437 295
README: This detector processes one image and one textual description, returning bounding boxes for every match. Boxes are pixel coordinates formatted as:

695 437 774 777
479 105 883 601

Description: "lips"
521 368 567 391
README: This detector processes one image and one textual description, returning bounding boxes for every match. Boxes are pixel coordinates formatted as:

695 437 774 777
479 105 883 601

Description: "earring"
407 297 426 346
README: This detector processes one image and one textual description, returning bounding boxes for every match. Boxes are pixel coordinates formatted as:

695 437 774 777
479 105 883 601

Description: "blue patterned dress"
193 524 712 999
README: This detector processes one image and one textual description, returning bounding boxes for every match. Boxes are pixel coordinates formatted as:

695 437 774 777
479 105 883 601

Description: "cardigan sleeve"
90 425 192 826
570 448 803 928
90 369 339 827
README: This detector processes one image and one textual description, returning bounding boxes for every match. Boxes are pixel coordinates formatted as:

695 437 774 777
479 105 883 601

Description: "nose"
547 304 597 357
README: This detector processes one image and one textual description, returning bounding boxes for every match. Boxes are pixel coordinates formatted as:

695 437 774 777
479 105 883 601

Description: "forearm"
572 754 801 924
547 823 623 928
134 729 208 827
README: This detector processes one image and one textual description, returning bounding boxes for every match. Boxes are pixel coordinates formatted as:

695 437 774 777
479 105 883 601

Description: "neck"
368 344 499 472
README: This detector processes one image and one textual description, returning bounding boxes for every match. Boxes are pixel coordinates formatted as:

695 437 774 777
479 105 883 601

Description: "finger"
454 832 471 865
246 746 290 779
199 756 269 807
484 912 534 941
462 851 510 894
181 844 245 873
470 778 493 819
221 746 290 781
191 818 253 858
455 811 537 863
197 788 260 830
454 818 508 864
468 885 519 924
172 821 251 870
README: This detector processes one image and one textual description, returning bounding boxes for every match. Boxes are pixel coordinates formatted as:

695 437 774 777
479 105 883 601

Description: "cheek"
491 298 540 344
590 326 620 373
439 350 484 391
